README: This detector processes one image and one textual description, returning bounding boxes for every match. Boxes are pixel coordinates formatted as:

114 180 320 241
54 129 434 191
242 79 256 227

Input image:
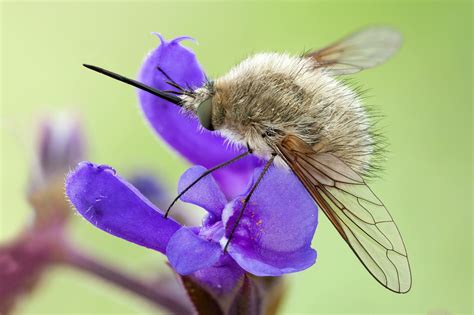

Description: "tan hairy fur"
182 53 374 174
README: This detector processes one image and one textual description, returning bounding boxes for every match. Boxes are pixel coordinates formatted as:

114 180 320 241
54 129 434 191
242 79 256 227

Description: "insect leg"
164 148 253 219
223 153 276 252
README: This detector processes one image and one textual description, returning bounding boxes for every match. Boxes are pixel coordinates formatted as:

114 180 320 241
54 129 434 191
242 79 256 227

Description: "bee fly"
84 27 412 293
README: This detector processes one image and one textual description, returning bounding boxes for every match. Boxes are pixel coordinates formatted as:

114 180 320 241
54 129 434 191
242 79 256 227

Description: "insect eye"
196 97 214 131
263 128 278 137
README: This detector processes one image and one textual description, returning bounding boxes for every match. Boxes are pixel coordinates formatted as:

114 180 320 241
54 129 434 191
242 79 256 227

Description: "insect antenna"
83 64 183 106
223 153 276 252
156 67 183 89
166 81 185 91
156 66 197 98
164 148 253 219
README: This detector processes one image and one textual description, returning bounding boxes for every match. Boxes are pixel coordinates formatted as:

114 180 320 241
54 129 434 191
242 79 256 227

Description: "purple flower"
1 114 85 313
66 162 318 295
65 34 320 300
1 115 194 314
137 34 262 198
34 114 85 183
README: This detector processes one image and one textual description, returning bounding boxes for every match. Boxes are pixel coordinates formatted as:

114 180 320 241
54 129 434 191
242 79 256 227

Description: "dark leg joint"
246 142 253 154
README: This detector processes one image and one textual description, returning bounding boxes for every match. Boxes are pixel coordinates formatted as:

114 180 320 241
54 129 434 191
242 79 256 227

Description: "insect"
84 27 412 293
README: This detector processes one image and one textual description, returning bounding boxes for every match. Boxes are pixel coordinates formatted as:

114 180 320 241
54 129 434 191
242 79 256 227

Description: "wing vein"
275 135 411 293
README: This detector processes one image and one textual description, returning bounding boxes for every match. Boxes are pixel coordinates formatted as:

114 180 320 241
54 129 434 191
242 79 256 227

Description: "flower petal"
178 166 227 217
137 34 260 197
66 162 180 253
192 255 244 297
223 166 318 276
166 227 221 275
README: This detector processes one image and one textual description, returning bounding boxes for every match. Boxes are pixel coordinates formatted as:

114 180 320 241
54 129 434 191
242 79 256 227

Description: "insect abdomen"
215 53 377 175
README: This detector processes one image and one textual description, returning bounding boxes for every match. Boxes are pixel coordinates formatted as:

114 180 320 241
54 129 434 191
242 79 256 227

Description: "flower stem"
57 245 191 315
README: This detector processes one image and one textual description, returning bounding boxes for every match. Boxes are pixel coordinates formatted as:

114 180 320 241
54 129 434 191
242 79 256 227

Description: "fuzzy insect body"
183 53 372 173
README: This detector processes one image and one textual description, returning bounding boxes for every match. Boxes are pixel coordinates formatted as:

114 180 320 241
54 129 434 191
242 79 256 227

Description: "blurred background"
0 1 471 314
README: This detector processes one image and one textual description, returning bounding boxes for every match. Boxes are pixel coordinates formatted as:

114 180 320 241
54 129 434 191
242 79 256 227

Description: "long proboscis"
83 64 183 106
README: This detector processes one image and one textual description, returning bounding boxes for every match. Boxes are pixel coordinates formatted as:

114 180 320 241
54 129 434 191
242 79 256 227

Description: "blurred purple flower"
128 172 167 208
1 115 193 314
33 115 85 185
66 162 318 295
1 114 85 313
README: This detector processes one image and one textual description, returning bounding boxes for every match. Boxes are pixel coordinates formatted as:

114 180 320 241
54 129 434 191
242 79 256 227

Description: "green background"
1 1 472 314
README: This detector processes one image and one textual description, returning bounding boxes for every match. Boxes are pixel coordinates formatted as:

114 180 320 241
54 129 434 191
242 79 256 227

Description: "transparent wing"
276 135 411 293
306 27 402 75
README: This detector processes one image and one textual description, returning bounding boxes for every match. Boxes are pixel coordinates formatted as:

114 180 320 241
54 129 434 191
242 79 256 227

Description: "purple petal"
178 166 227 217
66 162 180 253
166 227 221 275
191 255 244 297
137 34 260 197
224 166 318 276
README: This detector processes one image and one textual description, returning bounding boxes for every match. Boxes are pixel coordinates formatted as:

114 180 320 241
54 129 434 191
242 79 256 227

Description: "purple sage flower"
66 162 318 296
65 34 320 302
138 34 263 198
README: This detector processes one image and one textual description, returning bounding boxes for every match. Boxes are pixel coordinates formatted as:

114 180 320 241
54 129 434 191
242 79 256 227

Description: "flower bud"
28 114 86 225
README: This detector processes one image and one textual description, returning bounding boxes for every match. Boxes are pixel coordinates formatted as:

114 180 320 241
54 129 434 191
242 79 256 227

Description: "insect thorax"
190 53 376 174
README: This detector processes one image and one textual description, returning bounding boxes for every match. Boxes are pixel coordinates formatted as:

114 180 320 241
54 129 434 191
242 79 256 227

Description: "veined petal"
66 162 180 253
166 227 222 275
137 34 260 197
224 166 318 276
178 166 227 217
